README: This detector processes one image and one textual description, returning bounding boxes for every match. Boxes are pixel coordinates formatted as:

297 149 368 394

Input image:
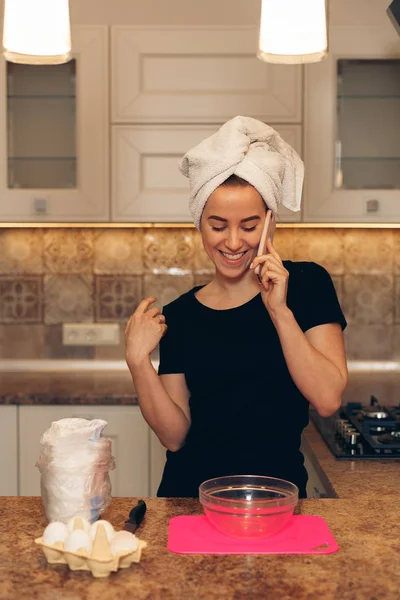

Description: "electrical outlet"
62 323 120 346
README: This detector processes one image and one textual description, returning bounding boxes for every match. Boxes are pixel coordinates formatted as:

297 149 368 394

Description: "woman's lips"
218 249 249 265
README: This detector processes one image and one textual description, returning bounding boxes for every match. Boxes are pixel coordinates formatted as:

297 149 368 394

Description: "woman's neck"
196 271 260 309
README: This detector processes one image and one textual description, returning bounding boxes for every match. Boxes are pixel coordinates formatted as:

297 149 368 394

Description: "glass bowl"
199 475 298 539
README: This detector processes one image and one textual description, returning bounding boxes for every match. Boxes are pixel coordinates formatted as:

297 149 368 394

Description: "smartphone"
254 209 276 280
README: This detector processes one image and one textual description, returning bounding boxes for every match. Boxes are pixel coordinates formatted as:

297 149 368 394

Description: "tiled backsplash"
0 227 399 361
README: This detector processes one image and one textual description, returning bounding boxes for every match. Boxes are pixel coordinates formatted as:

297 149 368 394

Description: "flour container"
36 418 115 524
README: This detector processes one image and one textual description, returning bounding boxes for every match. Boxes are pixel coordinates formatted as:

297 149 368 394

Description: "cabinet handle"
33 197 48 214
366 198 379 213
313 487 321 498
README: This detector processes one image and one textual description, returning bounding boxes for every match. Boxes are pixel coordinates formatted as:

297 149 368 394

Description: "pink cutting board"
168 515 339 555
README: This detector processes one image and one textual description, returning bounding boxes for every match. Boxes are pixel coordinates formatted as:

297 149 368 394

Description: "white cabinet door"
301 443 332 499
149 431 166 497
0 26 109 222
112 124 302 222
0 406 18 495
111 26 302 124
304 25 400 222
19 406 149 497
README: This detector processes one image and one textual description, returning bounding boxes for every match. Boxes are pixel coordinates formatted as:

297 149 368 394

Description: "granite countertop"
0 370 139 405
1 496 399 600
0 366 399 405
303 422 400 499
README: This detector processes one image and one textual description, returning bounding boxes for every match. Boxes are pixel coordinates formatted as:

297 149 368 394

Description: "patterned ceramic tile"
94 324 125 360
343 230 394 274
292 229 344 275
0 324 45 358
143 274 195 310
94 229 143 275
0 230 43 274
392 326 400 360
344 324 393 360
95 276 142 322
331 276 345 308
143 229 195 274
274 228 294 261
194 273 215 288
44 325 94 359
394 277 400 323
393 230 400 275
342 375 397 406
44 275 93 325
343 275 393 325
193 230 215 274
44 229 94 274
0 276 43 323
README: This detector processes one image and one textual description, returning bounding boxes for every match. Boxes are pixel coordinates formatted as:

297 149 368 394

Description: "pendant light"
2 0 72 65
258 0 328 64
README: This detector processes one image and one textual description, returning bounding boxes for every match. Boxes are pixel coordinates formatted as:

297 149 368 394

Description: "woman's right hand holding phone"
125 297 167 368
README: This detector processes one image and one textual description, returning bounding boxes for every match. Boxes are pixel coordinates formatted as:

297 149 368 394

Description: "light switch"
62 323 120 346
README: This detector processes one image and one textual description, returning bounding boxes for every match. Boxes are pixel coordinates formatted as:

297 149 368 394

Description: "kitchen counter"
302 422 400 499
1 367 399 598
1 365 400 405
1 496 399 600
0 369 138 405
0 363 399 405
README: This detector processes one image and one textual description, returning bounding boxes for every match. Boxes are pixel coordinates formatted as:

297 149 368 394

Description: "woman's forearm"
127 357 190 451
271 308 346 416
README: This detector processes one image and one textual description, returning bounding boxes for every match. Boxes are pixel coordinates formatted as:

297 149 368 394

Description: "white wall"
0 0 396 28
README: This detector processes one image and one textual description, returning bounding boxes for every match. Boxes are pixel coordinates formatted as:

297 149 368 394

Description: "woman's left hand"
251 239 289 316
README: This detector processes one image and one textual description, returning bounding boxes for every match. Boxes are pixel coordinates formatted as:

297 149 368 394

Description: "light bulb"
2 0 72 65
258 0 328 64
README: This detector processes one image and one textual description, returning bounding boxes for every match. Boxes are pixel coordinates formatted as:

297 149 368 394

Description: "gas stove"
310 396 400 459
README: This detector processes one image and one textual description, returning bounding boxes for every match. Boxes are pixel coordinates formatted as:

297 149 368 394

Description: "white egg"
110 531 139 556
64 530 93 555
42 521 68 546
67 516 91 534
90 520 115 542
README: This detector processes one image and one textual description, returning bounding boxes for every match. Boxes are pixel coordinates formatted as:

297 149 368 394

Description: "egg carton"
35 518 147 578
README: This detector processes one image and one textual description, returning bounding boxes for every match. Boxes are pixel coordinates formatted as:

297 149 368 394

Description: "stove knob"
341 423 353 438
345 429 360 446
336 419 348 435
335 419 344 433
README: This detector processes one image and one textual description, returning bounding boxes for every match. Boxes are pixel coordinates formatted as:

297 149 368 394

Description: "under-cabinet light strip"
0 360 397 372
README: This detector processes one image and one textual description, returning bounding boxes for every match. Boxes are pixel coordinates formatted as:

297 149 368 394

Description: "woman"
125 116 347 498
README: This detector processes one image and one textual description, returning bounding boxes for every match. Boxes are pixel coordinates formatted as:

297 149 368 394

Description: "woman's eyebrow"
207 215 261 223
241 215 261 223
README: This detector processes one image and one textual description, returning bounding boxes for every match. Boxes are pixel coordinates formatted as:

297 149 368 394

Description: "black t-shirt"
157 261 347 498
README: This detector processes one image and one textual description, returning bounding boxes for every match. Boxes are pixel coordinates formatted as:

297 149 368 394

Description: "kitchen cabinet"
18 405 149 497
0 406 18 495
304 25 400 222
111 26 302 125
150 430 167 497
112 124 302 223
301 443 331 498
0 26 109 222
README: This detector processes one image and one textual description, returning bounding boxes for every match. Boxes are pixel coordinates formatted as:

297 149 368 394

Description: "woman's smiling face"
200 183 267 277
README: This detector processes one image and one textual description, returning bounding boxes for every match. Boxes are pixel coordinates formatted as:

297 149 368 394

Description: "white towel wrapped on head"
179 116 304 229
